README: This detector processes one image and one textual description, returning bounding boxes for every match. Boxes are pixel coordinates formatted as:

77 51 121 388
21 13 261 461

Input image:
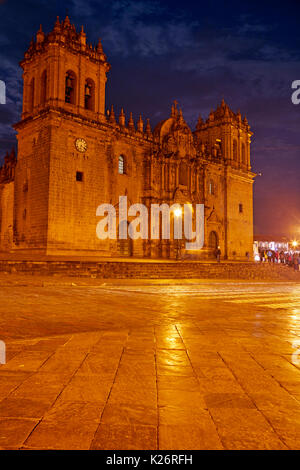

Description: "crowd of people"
259 249 300 271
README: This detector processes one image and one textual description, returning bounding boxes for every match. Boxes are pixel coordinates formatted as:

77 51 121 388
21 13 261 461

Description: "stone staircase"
0 259 299 281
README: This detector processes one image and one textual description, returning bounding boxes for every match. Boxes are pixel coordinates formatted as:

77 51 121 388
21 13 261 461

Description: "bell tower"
21 16 110 120
13 17 111 253
194 99 252 171
194 100 255 260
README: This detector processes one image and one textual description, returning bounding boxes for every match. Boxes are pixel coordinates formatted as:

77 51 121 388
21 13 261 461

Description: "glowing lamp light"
174 208 182 218
292 240 298 248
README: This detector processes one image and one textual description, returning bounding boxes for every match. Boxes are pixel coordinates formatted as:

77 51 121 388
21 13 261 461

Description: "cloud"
80 1 198 58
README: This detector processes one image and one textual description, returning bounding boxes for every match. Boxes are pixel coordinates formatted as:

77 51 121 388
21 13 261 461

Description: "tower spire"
79 24 86 48
36 24 45 44
173 100 179 118
119 108 125 127
109 105 116 124
63 15 71 28
97 38 103 53
137 115 144 133
178 108 184 124
54 16 61 32
128 112 135 131
145 118 152 136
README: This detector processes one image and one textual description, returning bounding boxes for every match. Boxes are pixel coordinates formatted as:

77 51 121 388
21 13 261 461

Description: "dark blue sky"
0 0 299 237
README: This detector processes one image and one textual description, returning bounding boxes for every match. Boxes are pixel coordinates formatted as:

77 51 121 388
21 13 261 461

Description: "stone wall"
45 112 152 256
0 181 14 250
226 170 254 259
0 260 298 281
13 118 51 251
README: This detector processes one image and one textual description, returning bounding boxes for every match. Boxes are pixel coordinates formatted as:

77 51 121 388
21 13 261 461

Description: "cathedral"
0 16 255 260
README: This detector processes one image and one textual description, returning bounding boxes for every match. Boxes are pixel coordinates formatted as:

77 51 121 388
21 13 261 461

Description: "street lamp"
174 208 182 218
173 207 182 260
292 240 298 248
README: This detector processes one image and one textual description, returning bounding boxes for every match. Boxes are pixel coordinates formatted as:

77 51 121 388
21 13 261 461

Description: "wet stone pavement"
0 279 300 450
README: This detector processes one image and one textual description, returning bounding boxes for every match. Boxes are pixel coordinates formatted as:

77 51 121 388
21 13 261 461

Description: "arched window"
40 70 47 105
84 78 95 111
118 155 125 174
233 139 238 161
179 161 188 186
65 71 76 104
241 143 246 165
29 78 35 111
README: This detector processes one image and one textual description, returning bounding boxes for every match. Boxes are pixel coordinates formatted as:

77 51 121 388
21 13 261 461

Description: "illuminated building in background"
254 235 299 252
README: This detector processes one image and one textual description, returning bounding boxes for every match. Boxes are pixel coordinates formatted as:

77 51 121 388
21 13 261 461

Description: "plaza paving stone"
0 276 300 449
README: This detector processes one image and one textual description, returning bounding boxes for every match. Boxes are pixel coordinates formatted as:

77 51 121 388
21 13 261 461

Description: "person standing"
279 251 285 264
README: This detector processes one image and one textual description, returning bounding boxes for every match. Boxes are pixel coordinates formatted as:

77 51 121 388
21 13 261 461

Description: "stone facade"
0 16 255 259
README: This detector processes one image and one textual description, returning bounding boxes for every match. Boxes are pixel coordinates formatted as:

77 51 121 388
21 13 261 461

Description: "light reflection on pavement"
0 279 300 449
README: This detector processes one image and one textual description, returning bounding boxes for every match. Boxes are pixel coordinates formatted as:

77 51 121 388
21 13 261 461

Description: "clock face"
75 138 87 153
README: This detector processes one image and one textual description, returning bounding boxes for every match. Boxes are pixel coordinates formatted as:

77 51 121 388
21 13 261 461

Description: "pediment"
173 187 191 204
207 207 223 225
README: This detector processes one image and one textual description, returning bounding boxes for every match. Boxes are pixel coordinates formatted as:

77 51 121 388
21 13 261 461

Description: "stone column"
161 160 165 192
165 163 169 192
99 67 107 116
48 46 59 107
175 161 179 187
22 72 29 114
238 129 242 168
247 134 252 170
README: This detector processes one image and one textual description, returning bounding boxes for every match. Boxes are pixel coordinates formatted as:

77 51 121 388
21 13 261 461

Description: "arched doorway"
208 231 218 251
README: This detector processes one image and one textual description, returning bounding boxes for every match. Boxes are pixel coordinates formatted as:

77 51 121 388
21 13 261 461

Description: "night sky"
0 0 299 238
